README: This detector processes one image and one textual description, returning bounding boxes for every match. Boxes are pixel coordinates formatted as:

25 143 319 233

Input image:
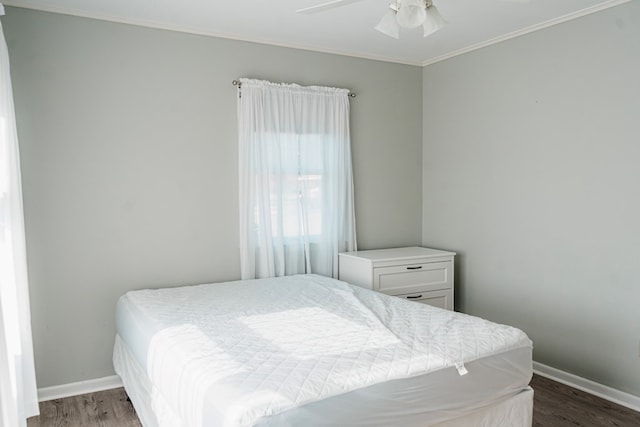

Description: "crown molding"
422 0 632 66
1 0 422 66
1 0 632 68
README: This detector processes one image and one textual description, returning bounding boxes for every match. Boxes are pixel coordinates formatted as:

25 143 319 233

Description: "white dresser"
338 247 455 310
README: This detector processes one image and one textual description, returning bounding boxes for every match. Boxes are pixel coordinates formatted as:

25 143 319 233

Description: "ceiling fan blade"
296 0 367 14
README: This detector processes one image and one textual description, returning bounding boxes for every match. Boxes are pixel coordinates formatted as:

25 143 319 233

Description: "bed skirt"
114 334 533 427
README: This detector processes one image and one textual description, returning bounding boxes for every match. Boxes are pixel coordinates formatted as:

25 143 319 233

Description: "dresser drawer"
396 289 452 310
374 261 452 295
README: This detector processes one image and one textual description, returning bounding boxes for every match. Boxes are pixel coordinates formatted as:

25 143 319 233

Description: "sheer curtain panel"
238 78 357 279
0 4 40 425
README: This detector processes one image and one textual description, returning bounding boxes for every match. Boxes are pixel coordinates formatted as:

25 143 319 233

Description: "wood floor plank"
27 388 141 427
530 375 640 427
27 374 640 426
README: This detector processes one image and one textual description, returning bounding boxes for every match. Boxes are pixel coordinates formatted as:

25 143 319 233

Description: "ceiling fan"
297 0 528 39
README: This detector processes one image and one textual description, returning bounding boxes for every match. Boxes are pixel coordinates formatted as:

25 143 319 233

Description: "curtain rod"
232 80 356 98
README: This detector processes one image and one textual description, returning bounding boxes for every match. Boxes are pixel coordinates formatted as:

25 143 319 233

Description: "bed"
113 274 533 426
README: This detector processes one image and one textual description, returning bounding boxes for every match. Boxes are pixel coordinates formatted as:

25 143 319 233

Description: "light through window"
257 133 326 240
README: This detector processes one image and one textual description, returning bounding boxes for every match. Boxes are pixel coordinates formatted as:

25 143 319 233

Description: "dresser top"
339 246 455 262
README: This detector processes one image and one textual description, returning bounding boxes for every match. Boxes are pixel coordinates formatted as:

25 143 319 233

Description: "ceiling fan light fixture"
422 4 447 37
375 8 400 39
396 0 427 29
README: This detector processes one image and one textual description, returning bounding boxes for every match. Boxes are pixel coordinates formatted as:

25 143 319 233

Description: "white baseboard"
38 375 123 402
38 363 640 414
533 361 640 413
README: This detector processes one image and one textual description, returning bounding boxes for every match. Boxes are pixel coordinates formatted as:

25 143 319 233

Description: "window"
262 133 323 240
238 79 357 279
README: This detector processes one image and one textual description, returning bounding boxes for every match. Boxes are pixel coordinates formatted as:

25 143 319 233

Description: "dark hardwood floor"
530 375 640 427
27 388 141 427
27 374 640 426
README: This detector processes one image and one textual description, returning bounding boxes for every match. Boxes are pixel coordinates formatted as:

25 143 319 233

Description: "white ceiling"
4 0 628 65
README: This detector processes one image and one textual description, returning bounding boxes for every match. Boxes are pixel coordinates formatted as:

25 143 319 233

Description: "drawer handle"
406 266 422 270
406 295 423 299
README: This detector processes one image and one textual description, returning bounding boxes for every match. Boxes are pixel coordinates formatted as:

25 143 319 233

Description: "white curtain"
238 78 357 279
0 4 40 425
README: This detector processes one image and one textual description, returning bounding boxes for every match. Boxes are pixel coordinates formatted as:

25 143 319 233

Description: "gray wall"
422 1 640 397
4 7 423 387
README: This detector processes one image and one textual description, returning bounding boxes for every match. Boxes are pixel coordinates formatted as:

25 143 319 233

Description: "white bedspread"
119 274 531 427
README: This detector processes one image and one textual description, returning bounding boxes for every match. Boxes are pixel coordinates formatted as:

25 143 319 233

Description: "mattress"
114 274 532 427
